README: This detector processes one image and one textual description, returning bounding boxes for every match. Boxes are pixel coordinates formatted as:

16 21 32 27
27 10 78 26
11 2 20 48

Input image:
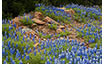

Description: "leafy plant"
48 23 57 30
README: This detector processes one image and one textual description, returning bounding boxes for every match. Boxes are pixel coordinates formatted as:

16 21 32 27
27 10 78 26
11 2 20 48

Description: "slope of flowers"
2 3 102 64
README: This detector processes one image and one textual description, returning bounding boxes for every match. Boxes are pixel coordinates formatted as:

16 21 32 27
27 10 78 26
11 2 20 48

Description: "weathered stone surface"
32 18 46 24
34 12 44 20
43 16 59 25
56 28 62 33
22 27 33 33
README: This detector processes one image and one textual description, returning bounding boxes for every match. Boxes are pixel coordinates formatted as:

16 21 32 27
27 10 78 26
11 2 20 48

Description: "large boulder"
34 12 44 20
43 16 59 25
32 18 46 24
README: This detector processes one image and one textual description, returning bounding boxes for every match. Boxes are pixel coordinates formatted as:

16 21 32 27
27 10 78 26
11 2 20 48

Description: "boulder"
34 12 44 20
32 18 46 24
43 16 59 25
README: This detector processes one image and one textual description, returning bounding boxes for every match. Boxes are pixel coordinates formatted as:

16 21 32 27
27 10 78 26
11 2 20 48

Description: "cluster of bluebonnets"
2 3 102 64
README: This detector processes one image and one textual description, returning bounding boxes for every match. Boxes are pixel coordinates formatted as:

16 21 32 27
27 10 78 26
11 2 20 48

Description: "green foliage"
2 0 102 19
19 16 34 25
72 8 101 22
43 35 51 39
28 53 44 64
55 30 71 37
2 0 35 19
48 23 57 30
38 32 51 39
2 24 15 35
35 7 71 24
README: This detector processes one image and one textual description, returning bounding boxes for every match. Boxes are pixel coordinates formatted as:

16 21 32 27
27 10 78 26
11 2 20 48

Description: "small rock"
43 39 46 41
21 27 34 35
59 25 65 29
31 23 37 27
59 7 65 10
34 12 44 20
64 8 75 15
56 28 62 33
70 8 75 15
42 28 48 33
34 43 39 47
64 10 71 14
32 18 46 24
60 37 64 40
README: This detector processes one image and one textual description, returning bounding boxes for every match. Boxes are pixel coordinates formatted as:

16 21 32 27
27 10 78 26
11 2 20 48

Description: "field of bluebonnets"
2 3 102 64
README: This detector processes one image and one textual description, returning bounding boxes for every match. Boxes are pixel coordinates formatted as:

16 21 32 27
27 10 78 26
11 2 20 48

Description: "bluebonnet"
6 56 8 61
16 44 18 48
25 55 29 60
14 24 16 28
2 48 5 55
19 60 23 64
34 50 36 56
30 33 31 39
11 60 15 64
4 60 7 64
22 55 24 59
